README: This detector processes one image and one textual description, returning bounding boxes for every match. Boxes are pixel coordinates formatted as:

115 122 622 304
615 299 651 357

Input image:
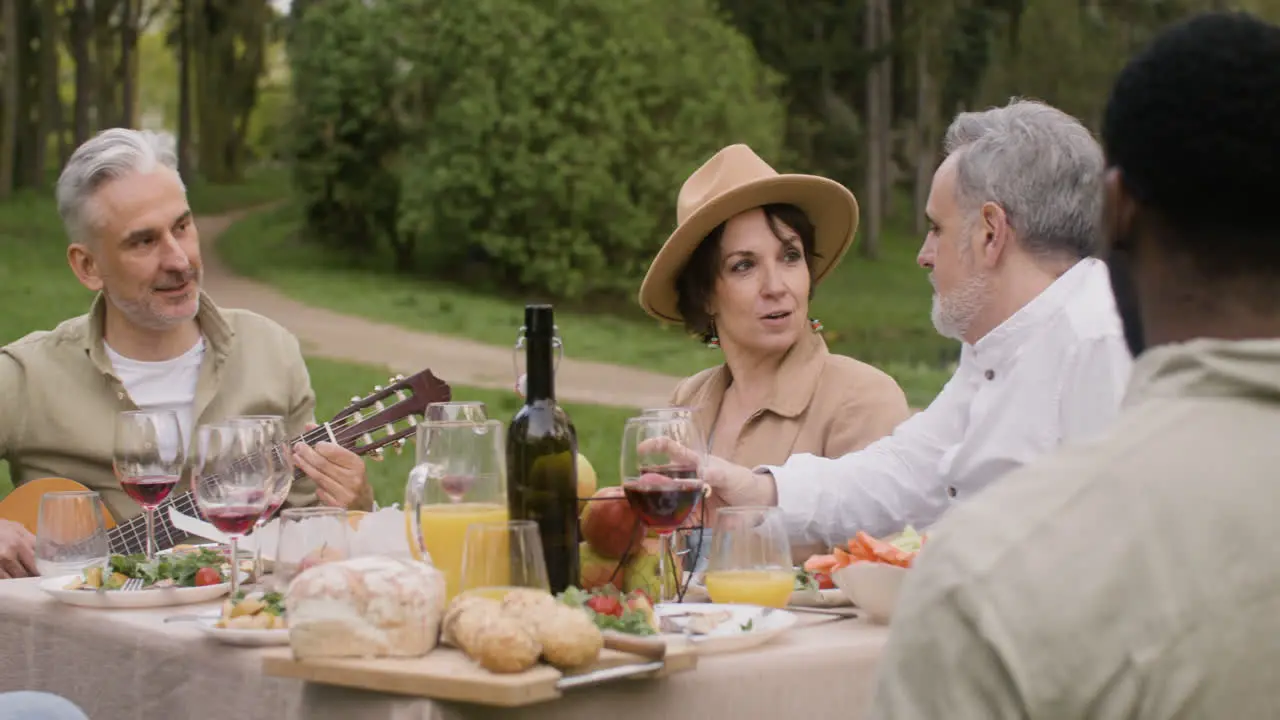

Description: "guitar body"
0 477 120 535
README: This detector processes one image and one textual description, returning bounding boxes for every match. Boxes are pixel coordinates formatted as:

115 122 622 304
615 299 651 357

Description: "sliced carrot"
803 554 839 573
831 546 854 570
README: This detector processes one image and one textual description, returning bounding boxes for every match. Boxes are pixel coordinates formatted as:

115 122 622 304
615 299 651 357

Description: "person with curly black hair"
869 12 1280 719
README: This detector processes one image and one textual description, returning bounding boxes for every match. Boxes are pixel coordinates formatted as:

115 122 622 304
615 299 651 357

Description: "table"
0 578 889 719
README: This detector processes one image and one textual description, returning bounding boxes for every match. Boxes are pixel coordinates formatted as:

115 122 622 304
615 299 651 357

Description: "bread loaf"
286 556 446 660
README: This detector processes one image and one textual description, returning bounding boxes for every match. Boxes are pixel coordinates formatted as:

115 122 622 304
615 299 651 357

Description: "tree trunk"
877 0 894 223
178 0 194 181
860 0 884 259
0 0 19 199
39 0 65 168
93 0 121 132
912 25 935 236
17 0 45 189
69 0 92 145
119 0 140 127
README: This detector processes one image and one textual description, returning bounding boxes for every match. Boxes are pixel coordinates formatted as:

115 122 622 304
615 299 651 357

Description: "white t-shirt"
105 338 206 450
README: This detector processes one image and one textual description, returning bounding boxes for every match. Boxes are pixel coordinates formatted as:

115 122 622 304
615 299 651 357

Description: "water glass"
275 507 351 589
35 491 109 577
458 520 549 600
704 506 793 608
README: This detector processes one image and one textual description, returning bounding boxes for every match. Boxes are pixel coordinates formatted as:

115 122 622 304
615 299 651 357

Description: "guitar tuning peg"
373 448 385 461
393 374 405 382
374 385 384 392
350 395 361 403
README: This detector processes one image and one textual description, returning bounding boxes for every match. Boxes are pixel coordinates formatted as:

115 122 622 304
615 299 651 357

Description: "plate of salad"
193 590 289 646
41 548 243 609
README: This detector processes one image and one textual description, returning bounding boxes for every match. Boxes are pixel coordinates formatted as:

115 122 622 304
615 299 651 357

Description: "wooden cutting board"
260 636 698 707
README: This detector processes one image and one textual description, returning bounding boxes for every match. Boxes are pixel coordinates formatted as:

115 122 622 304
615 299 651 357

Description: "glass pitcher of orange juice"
405 417 509 602
703 506 794 608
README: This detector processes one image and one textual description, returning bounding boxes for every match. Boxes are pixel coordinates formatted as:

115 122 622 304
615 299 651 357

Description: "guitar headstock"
327 369 452 459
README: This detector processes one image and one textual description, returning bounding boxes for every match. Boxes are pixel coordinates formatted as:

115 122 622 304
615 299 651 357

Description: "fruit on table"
579 486 642 559
621 537 679 599
579 542 623 592
576 454 598 514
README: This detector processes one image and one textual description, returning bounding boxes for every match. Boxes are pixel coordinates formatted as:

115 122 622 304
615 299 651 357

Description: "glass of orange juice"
458 520 549 601
703 506 794 608
405 417 508 602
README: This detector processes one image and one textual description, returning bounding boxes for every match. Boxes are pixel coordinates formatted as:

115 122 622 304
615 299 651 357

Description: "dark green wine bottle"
507 304 580 593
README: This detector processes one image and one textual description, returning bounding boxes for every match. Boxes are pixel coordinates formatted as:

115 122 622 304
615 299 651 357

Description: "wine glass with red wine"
192 422 271 599
619 414 707 605
227 415 292 585
113 410 186 561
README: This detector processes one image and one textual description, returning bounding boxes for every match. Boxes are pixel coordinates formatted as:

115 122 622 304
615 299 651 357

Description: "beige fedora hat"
639 144 860 323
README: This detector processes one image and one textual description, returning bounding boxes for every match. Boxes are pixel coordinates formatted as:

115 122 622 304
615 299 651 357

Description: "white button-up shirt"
765 258 1133 547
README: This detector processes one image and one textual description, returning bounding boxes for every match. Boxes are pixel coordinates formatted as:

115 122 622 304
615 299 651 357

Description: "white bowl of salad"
820 527 925 624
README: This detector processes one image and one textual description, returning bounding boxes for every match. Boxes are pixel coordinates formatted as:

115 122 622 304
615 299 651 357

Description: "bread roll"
286 556 446 660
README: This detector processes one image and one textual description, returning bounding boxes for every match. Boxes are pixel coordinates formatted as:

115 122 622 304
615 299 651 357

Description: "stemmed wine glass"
192 422 271 599
227 415 293 585
620 414 707 605
113 410 185 560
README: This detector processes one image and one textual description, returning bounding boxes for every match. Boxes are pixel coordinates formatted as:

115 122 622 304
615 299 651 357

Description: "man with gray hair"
0 128 374 578
658 99 1132 553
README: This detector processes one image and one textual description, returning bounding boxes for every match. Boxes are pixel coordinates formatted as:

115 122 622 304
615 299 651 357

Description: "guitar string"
106 385 435 554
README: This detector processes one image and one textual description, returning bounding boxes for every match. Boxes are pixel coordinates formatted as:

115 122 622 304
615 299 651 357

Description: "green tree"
397 0 785 299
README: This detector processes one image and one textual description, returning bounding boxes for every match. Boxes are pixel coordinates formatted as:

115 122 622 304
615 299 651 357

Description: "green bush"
288 0 787 300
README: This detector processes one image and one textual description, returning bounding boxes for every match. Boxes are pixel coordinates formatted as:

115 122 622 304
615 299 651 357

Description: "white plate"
193 612 290 646
788 587 853 608
39 574 240 609
655 603 797 655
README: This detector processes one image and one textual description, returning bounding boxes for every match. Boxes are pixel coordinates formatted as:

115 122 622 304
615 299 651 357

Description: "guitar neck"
107 429 312 556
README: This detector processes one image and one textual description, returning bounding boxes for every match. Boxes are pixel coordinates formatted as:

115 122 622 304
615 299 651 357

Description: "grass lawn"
0 187 633 504
219 201 957 408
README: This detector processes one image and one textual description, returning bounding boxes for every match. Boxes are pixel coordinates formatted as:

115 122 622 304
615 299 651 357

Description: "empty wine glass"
227 415 292 585
620 414 707 605
405 418 507 602
459 520 549 600
113 410 185 561
192 422 271 598
704 506 794 608
35 491 109 577
425 401 488 423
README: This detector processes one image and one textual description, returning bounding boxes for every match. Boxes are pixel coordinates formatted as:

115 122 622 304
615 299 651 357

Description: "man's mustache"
153 268 200 291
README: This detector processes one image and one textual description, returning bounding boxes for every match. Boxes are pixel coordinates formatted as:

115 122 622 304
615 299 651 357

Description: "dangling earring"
706 320 720 349
810 317 824 333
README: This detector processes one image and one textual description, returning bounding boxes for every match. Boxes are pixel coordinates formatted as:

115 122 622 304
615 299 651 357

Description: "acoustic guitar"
0 369 451 555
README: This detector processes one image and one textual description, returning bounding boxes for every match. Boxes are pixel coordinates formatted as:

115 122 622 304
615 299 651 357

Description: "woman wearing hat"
639 144 911 481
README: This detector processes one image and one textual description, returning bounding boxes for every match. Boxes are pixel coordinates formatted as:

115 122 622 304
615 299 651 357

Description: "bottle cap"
525 304 555 336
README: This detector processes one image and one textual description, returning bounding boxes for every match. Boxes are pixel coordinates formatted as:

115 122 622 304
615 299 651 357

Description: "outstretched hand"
634 437 777 511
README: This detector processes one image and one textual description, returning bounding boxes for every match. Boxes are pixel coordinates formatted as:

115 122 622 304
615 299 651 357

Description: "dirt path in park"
197 209 682 409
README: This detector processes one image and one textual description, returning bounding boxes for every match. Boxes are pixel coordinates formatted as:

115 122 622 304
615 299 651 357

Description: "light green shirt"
1 291 319 527
869 338 1280 719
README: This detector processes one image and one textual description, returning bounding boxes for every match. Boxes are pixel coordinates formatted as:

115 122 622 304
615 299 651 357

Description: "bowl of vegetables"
814 527 924 624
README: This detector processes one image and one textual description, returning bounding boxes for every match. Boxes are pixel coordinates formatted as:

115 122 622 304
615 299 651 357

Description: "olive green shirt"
868 338 1280 719
0 291 319 528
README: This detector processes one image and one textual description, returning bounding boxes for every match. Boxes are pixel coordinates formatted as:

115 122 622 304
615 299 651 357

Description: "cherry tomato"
586 594 624 617
194 567 222 587
814 572 835 590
